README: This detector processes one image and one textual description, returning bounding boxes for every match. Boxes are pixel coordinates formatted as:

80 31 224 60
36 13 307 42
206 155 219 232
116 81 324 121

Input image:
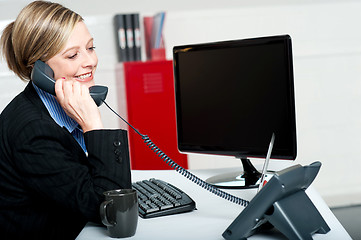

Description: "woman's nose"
82 50 98 68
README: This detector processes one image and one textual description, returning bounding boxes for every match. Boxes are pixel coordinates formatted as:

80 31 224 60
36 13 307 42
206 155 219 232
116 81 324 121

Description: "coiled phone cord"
103 100 249 207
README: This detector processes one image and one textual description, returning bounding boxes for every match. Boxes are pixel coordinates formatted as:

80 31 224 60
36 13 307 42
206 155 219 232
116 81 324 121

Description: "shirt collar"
32 82 78 133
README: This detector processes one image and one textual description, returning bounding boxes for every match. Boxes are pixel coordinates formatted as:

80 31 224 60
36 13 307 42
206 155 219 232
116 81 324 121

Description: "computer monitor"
173 35 297 189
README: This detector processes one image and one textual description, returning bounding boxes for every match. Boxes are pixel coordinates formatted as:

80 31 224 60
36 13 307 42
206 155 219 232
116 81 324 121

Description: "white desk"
76 167 351 240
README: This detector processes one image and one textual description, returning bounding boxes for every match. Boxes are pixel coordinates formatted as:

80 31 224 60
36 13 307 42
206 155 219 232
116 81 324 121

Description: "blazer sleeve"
11 118 131 223
84 129 132 191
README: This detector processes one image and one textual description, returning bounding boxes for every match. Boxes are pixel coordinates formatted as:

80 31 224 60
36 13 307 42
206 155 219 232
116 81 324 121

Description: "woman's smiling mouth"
75 72 93 82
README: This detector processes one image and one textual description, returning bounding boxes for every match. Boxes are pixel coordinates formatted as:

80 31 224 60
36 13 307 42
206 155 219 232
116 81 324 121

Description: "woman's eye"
68 53 77 59
88 46 96 51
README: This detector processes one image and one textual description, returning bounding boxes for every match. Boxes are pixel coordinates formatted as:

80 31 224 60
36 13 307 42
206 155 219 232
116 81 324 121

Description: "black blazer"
0 82 131 240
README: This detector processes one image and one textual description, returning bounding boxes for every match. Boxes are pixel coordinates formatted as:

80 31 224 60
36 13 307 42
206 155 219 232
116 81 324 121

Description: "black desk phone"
223 161 330 240
31 60 108 106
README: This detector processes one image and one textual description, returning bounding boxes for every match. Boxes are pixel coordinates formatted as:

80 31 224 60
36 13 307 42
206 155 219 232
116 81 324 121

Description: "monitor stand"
206 157 261 189
206 133 275 189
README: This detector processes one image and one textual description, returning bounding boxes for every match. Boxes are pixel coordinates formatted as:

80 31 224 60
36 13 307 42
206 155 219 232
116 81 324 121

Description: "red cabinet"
116 60 188 170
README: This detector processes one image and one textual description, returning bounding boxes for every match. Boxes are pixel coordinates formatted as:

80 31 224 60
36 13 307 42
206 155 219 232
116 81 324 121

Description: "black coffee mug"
100 189 138 238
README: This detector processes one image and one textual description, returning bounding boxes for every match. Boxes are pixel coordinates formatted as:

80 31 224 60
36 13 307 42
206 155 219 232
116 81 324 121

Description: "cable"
103 100 249 207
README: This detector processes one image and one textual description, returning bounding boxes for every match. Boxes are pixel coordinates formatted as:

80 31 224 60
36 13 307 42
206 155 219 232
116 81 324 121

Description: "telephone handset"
31 60 108 106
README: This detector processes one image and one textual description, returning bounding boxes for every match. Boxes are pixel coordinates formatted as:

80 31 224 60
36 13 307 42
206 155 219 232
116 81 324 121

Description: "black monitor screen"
173 35 296 160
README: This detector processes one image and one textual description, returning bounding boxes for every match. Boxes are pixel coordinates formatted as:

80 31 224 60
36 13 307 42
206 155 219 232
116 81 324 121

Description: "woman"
0 1 131 239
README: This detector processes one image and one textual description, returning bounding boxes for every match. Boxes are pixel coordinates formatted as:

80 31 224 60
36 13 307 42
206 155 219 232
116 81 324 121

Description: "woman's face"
47 21 98 88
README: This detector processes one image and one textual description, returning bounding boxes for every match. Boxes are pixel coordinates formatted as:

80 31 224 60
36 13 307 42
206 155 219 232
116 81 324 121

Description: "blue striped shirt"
32 82 87 153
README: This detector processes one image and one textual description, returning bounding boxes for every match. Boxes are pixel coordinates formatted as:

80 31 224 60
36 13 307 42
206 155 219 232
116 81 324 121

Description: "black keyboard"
132 178 196 218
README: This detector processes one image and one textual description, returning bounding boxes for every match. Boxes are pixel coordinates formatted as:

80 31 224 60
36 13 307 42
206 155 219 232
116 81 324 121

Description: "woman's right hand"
55 78 104 132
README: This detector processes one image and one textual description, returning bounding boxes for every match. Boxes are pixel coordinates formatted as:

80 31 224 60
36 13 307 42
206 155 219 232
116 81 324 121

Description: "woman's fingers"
54 77 103 132
54 77 65 101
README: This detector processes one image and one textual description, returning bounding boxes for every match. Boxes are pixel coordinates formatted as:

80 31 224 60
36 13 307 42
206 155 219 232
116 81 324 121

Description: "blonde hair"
0 1 83 81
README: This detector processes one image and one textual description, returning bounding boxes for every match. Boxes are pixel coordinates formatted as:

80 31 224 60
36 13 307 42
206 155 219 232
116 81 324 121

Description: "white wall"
0 0 360 207
162 1 361 208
